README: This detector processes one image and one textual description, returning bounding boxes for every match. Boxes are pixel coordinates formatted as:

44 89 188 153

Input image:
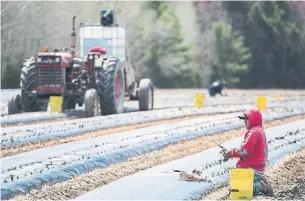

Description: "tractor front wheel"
84 89 100 117
7 93 21 115
138 79 154 111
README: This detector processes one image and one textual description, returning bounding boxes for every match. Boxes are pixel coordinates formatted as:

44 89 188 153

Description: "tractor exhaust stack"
71 16 76 58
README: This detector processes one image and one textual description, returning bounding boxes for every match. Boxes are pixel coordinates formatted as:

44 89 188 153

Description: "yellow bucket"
49 96 63 113
194 93 205 108
277 96 282 103
230 168 254 200
256 96 267 111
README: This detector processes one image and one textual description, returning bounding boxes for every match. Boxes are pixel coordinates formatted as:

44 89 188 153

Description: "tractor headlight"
95 55 100 59
37 57 42 63
55 57 61 63
89 55 93 60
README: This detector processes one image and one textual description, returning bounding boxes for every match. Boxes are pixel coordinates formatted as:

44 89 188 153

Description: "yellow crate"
256 96 267 111
230 168 254 200
277 96 282 103
194 93 205 108
49 96 63 113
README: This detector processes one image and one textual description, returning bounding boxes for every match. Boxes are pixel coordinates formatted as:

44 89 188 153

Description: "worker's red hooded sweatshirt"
228 108 268 172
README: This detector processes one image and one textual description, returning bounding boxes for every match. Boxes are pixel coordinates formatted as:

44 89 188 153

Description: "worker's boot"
259 179 274 197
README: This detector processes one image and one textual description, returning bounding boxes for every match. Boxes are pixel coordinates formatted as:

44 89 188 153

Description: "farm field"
203 148 305 200
1 89 305 200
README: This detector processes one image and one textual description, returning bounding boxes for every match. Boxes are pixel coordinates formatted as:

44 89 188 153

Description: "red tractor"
8 11 154 117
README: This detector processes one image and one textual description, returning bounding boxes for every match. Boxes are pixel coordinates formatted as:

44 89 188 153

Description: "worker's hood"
239 108 262 128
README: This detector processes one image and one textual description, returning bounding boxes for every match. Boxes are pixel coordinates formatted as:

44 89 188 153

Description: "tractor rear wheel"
20 57 38 112
7 93 21 114
84 89 100 117
138 79 154 111
95 57 125 115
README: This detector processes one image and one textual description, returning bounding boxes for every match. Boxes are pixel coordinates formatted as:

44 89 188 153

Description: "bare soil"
13 115 305 201
202 148 305 201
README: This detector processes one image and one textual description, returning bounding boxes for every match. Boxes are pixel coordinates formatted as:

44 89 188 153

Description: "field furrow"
2 103 304 149
1 89 304 201
73 120 305 200
11 115 304 201
202 148 305 201
1 109 304 200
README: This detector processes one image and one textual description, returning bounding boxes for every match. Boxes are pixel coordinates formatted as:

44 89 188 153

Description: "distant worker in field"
208 80 227 97
222 108 274 197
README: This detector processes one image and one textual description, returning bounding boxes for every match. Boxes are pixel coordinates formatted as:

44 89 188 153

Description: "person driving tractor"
222 108 274 197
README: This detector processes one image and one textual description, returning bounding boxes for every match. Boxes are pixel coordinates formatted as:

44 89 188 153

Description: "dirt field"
202 148 305 200
1 113 214 157
13 115 305 201
2 89 305 201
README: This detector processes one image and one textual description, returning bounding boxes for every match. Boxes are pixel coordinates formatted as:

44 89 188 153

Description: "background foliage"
1 1 305 89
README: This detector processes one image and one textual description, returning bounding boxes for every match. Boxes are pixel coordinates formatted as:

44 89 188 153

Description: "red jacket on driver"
227 108 268 172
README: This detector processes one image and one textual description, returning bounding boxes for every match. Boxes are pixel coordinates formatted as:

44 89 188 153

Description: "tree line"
1 1 304 89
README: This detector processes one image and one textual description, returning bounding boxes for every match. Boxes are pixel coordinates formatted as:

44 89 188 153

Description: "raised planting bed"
74 119 305 200
1 110 304 200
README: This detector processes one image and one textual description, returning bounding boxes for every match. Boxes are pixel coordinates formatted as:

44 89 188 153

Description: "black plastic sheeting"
1 110 84 125
2 104 304 148
74 123 305 200
1 110 304 200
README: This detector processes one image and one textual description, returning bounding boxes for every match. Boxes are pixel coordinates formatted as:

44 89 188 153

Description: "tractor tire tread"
20 57 38 112
95 57 124 115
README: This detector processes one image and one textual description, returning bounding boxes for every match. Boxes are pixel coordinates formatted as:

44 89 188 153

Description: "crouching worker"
222 108 274 197
208 80 227 97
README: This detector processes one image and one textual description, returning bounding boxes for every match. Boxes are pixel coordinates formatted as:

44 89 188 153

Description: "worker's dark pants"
253 172 262 195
